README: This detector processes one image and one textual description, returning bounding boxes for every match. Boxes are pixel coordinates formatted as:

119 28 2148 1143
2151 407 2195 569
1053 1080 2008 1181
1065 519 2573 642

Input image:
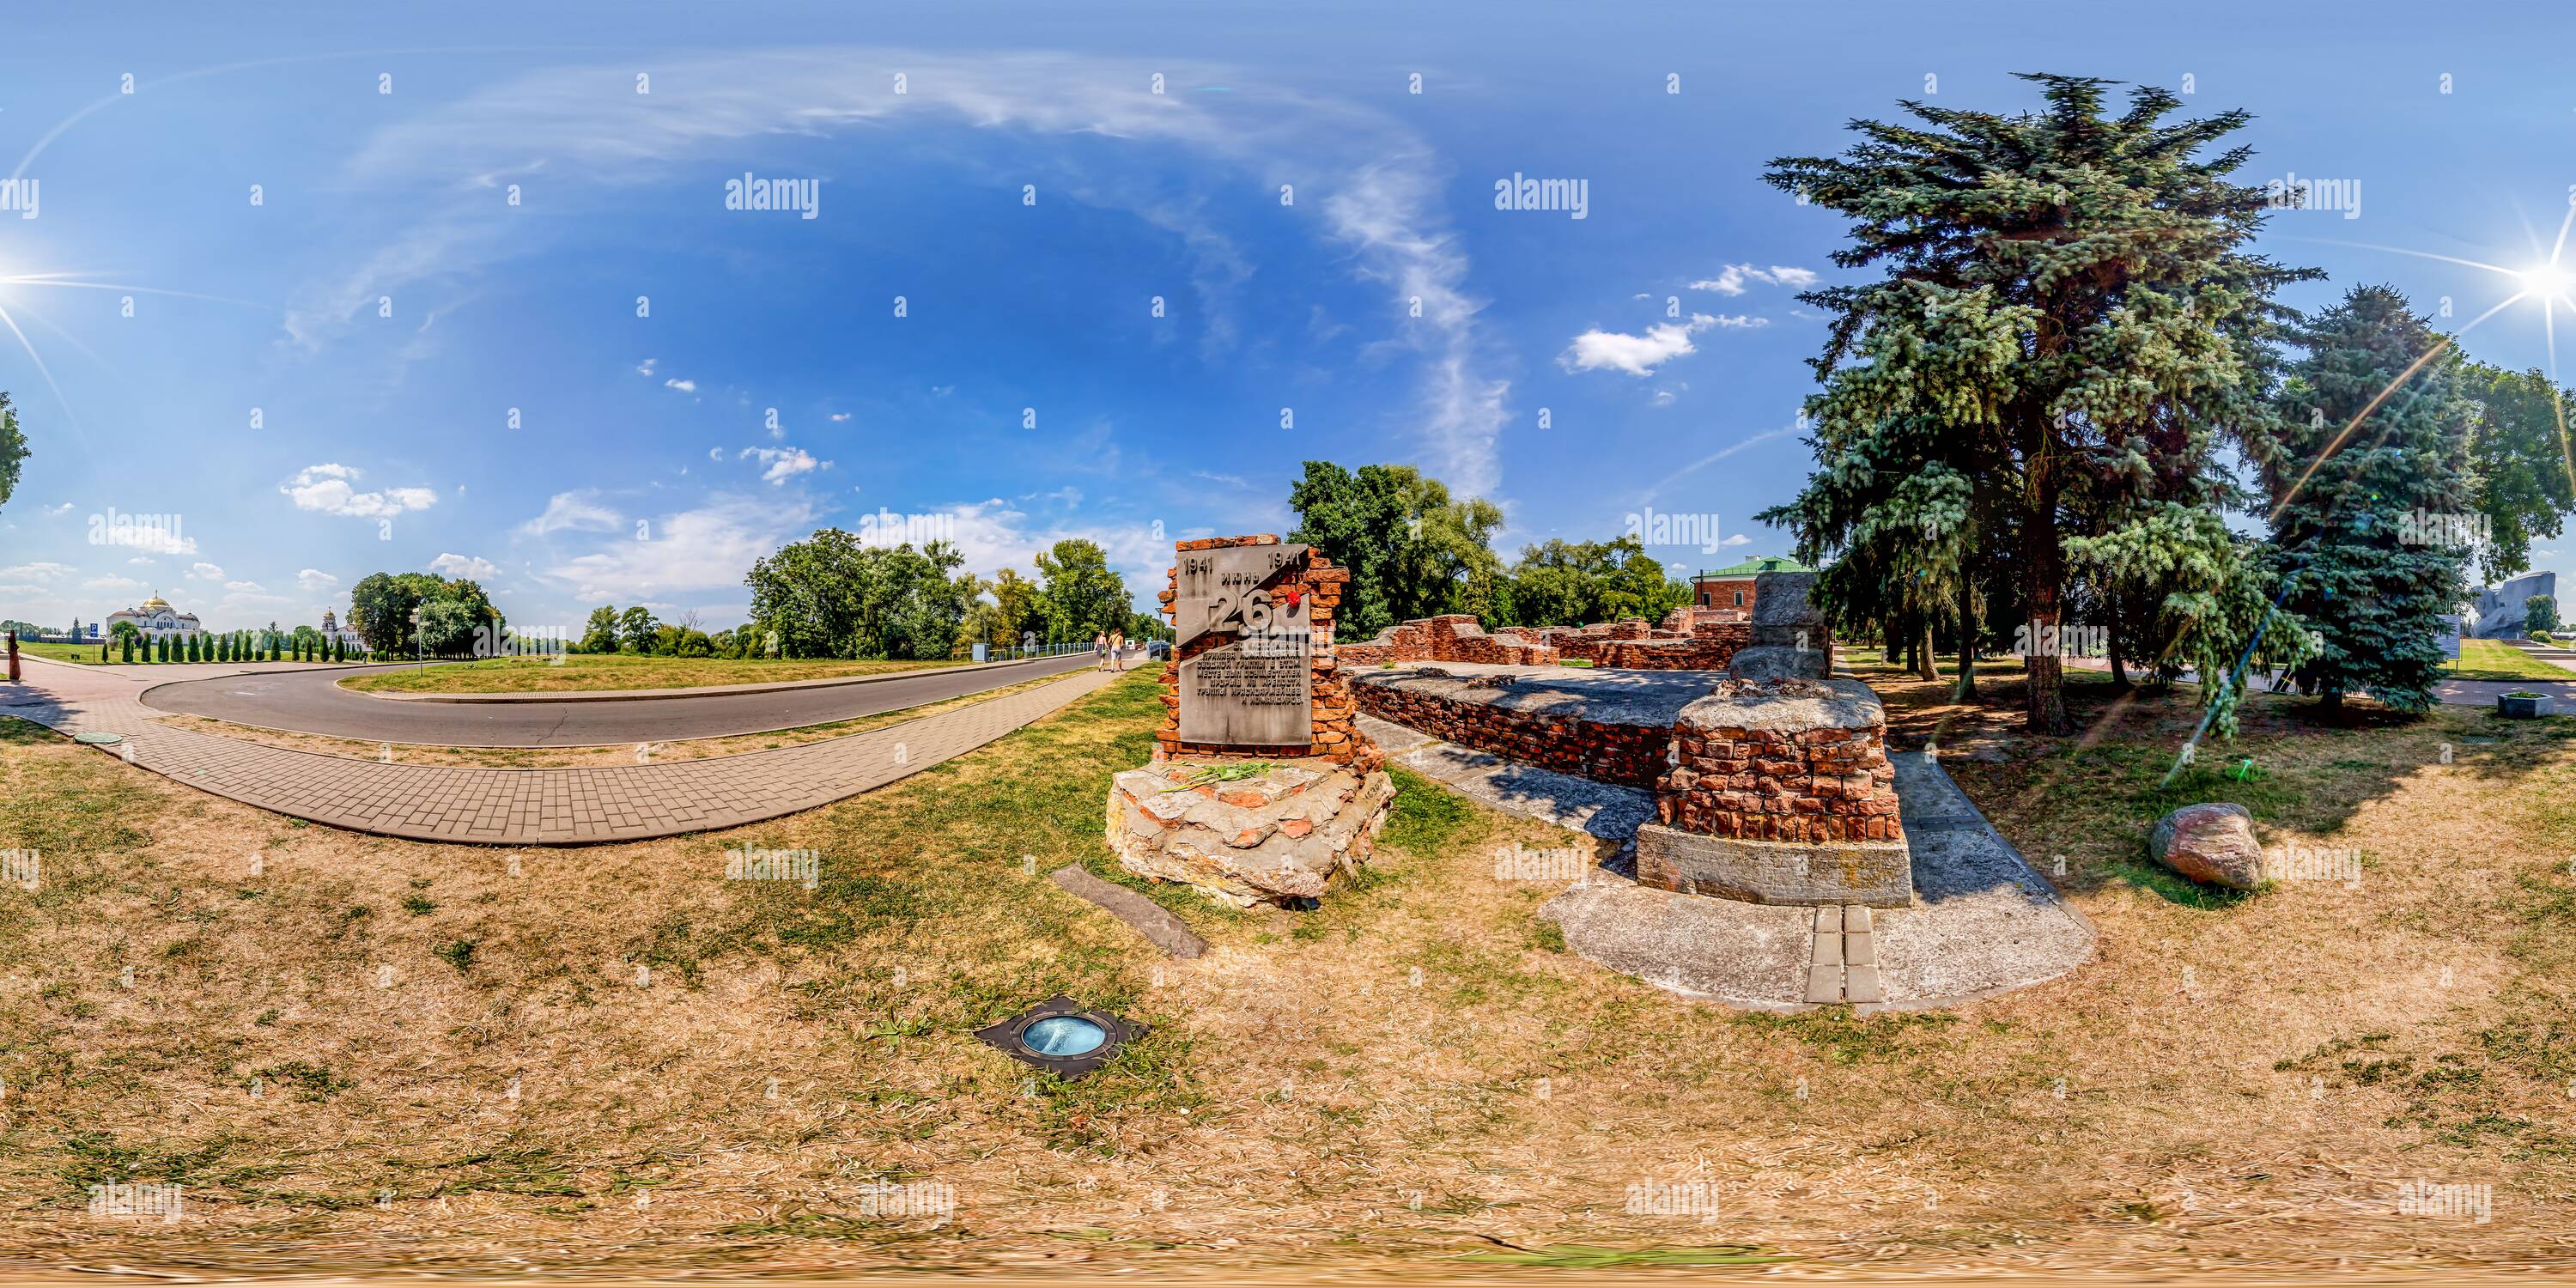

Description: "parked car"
1146 640 1170 661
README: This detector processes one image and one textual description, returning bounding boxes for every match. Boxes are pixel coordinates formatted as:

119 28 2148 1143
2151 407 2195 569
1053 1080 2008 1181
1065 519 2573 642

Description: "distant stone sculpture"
2471 571 2557 639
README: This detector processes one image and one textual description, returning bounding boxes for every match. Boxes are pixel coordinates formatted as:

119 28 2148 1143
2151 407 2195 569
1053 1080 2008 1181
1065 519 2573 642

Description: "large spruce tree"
1761 75 2312 732
2265 284 2478 713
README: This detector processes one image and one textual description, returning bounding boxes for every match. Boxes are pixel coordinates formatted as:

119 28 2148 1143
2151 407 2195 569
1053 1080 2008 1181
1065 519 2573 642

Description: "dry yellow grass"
3 660 2573 1278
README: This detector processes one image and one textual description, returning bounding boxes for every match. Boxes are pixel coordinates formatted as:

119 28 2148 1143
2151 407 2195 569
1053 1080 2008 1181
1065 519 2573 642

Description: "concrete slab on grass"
1049 866 1209 959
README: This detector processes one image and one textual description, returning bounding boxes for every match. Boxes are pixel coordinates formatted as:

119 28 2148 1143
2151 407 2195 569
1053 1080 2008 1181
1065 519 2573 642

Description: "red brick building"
1690 556 1812 612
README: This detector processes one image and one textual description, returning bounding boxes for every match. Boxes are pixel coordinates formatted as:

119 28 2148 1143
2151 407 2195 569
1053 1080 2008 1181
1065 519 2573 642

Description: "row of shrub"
109 634 361 664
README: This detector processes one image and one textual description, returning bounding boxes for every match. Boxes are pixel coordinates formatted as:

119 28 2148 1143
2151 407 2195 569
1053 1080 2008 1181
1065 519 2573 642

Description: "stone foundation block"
1633 822 1913 907
1106 756 1393 908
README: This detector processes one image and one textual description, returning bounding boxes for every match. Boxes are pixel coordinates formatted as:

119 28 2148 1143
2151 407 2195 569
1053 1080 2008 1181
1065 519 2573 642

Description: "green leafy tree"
416 598 481 657
1506 537 1687 627
0 392 26 516
2528 594 2561 636
580 605 620 653
2265 285 2478 714
989 568 1046 649
744 529 973 659
1033 538 1128 644
617 606 659 652
2458 363 2576 584
1287 461 1506 639
1763 75 2312 732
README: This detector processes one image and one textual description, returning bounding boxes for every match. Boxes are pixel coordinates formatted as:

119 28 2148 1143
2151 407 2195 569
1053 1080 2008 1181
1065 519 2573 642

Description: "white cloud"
316 49 1510 495
1689 264 1819 295
738 446 828 485
40 501 74 516
635 358 658 376
1721 532 1753 548
189 562 225 580
544 494 817 601
708 447 724 463
428 552 501 579
296 568 339 592
224 580 265 592
1562 314 1722 377
829 411 853 422
1 562 75 580
282 463 438 519
664 378 697 393
83 575 145 592
93 523 198 556
519 489 623 537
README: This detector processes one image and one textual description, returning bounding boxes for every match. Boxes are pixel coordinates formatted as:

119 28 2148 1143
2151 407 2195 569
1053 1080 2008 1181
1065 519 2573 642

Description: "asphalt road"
138 650 1127 746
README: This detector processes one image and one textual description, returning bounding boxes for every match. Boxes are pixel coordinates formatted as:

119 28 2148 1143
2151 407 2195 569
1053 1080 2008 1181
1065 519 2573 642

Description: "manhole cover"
73 732 123 745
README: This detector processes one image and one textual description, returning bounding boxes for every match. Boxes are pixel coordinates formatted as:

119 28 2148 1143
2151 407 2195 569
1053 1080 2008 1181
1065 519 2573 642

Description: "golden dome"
139 592 171 611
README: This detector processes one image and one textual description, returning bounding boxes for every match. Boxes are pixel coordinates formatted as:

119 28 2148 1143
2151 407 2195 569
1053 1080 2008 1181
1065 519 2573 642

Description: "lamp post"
410 606 423 663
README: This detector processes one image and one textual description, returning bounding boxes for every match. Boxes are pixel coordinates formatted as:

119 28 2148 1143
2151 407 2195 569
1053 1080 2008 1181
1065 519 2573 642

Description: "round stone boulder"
2148 802 2263 890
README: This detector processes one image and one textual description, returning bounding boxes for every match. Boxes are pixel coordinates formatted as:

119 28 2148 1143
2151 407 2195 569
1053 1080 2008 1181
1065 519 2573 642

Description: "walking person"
1108 627 1126 672
1094 630 1109 671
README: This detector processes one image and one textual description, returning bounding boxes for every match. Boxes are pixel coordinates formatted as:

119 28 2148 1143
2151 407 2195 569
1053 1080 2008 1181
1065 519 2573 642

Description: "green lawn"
338 652 970 695
2449 637 2576 683
14 641 111 665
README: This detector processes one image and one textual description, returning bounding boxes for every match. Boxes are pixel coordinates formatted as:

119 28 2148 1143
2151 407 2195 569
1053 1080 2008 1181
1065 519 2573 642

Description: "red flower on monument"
1274 587 1304 610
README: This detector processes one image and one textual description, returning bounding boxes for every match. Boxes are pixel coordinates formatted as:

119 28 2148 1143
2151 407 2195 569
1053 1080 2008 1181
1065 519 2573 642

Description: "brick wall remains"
1350 674 1674 789
1595 626 1750 671
1338 614 1558 667
1654 677 1900 843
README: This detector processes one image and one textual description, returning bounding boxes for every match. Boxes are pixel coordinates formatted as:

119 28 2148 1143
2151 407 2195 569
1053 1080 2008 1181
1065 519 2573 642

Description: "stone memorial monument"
1105 535 1393 908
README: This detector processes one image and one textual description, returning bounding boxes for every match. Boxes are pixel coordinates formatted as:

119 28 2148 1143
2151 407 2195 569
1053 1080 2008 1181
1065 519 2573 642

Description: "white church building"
103 592 204 641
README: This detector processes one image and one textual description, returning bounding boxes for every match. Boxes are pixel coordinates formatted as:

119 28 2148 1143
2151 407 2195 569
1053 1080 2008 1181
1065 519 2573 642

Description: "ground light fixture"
973 995 1145 1081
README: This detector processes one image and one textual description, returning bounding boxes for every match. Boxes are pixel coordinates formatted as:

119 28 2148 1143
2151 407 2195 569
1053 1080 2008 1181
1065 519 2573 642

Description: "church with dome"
104 593 204 641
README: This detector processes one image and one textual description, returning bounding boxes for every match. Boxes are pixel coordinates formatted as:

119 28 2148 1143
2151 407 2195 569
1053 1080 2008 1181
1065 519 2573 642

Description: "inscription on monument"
1176 544 1314 746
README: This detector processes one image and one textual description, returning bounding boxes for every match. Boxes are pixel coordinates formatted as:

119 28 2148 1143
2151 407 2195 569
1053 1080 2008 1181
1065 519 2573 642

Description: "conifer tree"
1760 75 2313 732
2265 284 2478 713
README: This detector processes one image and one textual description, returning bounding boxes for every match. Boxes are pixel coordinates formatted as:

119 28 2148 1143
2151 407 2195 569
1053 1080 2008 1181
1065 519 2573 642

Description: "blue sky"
3 0 2574 635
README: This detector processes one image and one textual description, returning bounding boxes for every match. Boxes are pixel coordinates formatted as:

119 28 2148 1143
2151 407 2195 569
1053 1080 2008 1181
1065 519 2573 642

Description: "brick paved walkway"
3 658 1121 845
